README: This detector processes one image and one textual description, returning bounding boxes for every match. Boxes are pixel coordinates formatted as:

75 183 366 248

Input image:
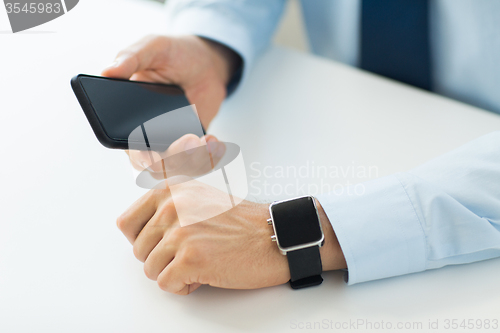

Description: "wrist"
200 37 242 87
315 199 347 271
266 197 347 287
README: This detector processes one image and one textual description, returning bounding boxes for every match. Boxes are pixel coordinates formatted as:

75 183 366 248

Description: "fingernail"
184 138 199 155
105 61 120 70
107 56 126 69
206 136 218 143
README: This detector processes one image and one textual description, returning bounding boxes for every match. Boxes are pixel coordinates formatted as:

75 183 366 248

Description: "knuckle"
151 188 168 199
167 227 187 245
116 214 127 231
157 275 170 292
179 245 202 267
132 243 147 263
143 35 169 51
156 199 177 220
143 263 156 281
149 188 168 206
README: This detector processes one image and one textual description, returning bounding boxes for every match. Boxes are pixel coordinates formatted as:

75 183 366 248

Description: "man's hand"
117 181 347 295
127 134 225 181
101 35 240 175
101 35 241 129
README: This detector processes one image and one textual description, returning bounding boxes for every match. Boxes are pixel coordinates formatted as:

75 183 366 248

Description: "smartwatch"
268 196 324 289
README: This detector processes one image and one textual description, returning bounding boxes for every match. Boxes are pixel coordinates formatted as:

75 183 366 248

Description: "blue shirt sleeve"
164 0 286 92
317 131 500 285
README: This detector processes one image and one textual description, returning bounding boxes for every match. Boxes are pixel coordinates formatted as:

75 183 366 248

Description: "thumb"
101 36 168 79
101 53 143 79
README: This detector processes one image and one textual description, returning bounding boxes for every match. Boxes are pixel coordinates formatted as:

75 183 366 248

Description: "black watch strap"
286 245 323 289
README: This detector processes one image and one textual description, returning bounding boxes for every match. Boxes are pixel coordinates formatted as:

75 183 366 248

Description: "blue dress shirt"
165 0 500 114
318 132 500 284
163 0 500 284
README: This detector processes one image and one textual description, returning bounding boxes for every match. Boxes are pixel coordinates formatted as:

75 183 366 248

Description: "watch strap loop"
286 245 323 289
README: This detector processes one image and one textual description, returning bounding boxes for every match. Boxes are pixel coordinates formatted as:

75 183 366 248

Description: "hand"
101 35 241 129
117 181 347 295
127 134 226 181
101 35 239 177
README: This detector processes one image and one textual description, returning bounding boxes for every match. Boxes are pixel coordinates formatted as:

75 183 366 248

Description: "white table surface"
1 1 500 332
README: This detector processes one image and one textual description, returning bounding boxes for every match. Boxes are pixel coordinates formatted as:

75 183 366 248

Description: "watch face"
270 196 323 249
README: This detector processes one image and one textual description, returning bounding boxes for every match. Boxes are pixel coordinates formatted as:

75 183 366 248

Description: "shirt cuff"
317 173 427 285
165 6 255 96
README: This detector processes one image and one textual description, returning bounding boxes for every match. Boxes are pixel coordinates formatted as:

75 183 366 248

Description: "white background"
1 1 500 332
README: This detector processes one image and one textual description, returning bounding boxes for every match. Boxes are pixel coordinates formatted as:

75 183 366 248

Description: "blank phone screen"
79 76 202 143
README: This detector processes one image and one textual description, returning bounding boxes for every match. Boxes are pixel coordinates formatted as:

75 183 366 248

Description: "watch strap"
286 245 323 289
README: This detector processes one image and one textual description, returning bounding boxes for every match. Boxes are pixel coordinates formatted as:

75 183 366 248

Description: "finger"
132 200 177 263
101 36 170 80
184 136 225 174
130 134 221 180
187 283 203 294
128 149 163 172
165 134 221 169
130 70 172 84
132 224 166 263
205 136 226 167
165 134 204 158
128 155 144 172
162 136 224 179
175 283 202 296
116 189 165 244
126 151 169 181
161 134 206 173
143 238 176 281
157 257 195 295
129 135 207 174
131 135 209 180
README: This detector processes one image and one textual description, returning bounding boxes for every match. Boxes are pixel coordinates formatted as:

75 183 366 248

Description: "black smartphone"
71 74 205 151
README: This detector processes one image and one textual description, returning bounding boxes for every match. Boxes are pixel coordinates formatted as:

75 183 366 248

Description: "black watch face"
270 196 323 249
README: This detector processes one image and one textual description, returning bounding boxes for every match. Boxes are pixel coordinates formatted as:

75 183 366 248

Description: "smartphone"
71 74 205 151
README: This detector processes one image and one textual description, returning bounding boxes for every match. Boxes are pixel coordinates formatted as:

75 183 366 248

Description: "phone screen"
78 76 203 144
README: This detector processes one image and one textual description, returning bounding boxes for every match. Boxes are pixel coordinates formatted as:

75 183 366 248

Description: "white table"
1 1 500 332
